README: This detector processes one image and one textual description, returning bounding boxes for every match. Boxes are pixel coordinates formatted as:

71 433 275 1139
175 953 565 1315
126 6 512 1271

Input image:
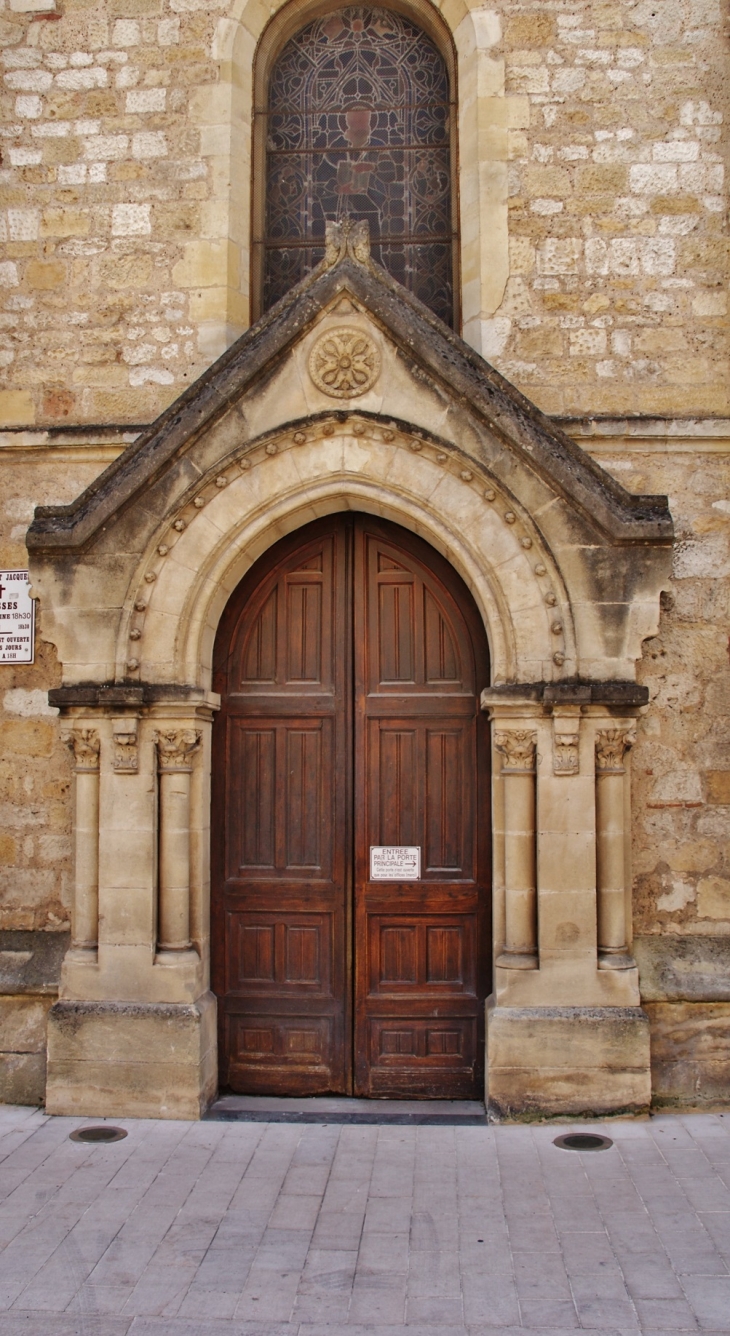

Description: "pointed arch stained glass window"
263 6 455 326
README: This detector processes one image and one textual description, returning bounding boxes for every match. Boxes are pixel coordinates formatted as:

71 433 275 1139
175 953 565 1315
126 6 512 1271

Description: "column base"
496 951 539 970
45 992 217 1119
598 950 636 971
486 998 651 1120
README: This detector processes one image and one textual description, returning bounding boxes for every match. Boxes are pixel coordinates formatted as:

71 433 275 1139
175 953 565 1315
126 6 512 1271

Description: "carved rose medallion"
309 327 380 398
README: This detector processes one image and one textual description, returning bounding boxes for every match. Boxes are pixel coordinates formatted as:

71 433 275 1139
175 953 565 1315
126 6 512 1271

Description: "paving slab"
0 1106 728 1333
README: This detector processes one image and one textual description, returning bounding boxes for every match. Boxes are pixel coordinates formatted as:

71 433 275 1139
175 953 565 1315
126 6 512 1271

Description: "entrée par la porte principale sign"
369 846 421 880
0 571 34 664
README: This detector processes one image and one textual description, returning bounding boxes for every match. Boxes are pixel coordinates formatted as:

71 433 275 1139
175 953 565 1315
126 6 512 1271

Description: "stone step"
206 1094 488 1125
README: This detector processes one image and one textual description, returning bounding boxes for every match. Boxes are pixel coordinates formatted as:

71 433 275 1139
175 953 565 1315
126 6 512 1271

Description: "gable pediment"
28 222 671 559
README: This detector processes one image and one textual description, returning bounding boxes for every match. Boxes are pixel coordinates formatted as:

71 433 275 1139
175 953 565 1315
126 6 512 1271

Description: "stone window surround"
252 1 461 326
203 0 512 356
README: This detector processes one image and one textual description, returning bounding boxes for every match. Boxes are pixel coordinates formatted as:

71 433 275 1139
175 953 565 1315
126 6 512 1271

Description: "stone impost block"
45 992 217 1119
486 999 651 1119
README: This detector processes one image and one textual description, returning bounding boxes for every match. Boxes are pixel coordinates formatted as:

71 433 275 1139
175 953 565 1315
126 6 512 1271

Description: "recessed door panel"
229 912 332 994
366 913 476 996
212 514 490 1099
227 719 332 878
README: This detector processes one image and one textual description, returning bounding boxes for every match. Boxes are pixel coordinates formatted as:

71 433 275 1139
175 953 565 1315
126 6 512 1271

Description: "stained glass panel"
263 7 455 326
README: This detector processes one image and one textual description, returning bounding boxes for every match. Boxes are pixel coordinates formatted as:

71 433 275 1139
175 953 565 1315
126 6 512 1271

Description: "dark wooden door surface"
211 522 351 1095
212 514 490 1098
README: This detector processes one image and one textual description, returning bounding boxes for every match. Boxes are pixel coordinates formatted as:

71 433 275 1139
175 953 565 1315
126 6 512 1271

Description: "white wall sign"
370 846 421 880
0 571 34 664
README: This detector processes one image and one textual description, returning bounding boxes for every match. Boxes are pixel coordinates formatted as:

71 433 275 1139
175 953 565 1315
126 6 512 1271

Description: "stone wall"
550 430 729 947
0 0 728 428
0 929 67 1103
0 0 728 1109
0 436 125 936
489 0 730 415
586 424 730 1108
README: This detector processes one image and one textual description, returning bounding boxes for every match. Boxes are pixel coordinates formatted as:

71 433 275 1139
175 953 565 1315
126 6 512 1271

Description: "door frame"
211 511 492 1098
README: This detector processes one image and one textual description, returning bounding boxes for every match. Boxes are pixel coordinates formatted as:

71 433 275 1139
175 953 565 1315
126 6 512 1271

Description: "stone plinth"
45 992 217 1120
486 999 651 1120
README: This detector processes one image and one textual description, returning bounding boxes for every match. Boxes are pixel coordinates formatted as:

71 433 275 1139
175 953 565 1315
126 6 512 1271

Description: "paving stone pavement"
0 1103 729 1336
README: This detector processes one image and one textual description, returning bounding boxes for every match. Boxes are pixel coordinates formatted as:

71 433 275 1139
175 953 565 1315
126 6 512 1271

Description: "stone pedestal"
47 691 217 1119
45 992 217 1120
482 685 650 1118
486 998 651 1120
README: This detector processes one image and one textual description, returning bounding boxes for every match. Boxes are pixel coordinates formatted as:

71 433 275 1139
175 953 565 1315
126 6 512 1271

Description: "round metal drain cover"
553 1132 613 1152
70 1126 127 1144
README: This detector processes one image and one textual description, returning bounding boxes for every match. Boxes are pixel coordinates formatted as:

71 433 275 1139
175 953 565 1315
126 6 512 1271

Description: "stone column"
63 727 101 956
494 729 538 969
155 728 201 954
595 726 636 970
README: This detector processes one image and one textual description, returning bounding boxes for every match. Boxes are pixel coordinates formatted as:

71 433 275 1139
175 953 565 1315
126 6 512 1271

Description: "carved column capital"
595 727 636 774
494 729 537 773
553 731 580 776
63 727 100 771
112 719 138 773
155 727 201 773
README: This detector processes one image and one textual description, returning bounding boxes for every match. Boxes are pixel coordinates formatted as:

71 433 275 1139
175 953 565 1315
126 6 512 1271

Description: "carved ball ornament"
309 327 380 398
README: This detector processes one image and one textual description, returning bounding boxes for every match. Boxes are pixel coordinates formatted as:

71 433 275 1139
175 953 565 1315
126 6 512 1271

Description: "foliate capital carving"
595 727 636 773
323 217 370 267
63 728 100 771
113 720 138 774
494 729 537 773
155 728 201 772
553 731 580 776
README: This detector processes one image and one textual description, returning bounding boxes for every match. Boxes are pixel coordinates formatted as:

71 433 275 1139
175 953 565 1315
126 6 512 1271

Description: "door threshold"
206 1094 488 1125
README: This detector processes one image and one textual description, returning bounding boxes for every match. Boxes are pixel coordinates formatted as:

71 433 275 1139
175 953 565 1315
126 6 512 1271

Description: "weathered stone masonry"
0 0 728 1115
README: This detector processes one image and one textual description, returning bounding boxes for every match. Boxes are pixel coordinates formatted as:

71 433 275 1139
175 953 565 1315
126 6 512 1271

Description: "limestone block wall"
576 427 730 977
0 0 727 428
587 422 730 1108
485 0 730 415
0 0 728 1109
0 434 125 937
0 930 67 1103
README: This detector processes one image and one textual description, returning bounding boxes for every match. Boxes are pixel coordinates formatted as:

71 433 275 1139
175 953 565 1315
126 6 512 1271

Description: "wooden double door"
212 514 491 1099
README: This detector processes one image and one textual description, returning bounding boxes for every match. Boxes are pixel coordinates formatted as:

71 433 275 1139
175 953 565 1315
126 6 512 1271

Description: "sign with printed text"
370 846 421 881
0 571 34 664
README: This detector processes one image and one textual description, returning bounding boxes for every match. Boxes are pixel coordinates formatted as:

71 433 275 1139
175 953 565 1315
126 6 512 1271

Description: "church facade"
0 0 728 1119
